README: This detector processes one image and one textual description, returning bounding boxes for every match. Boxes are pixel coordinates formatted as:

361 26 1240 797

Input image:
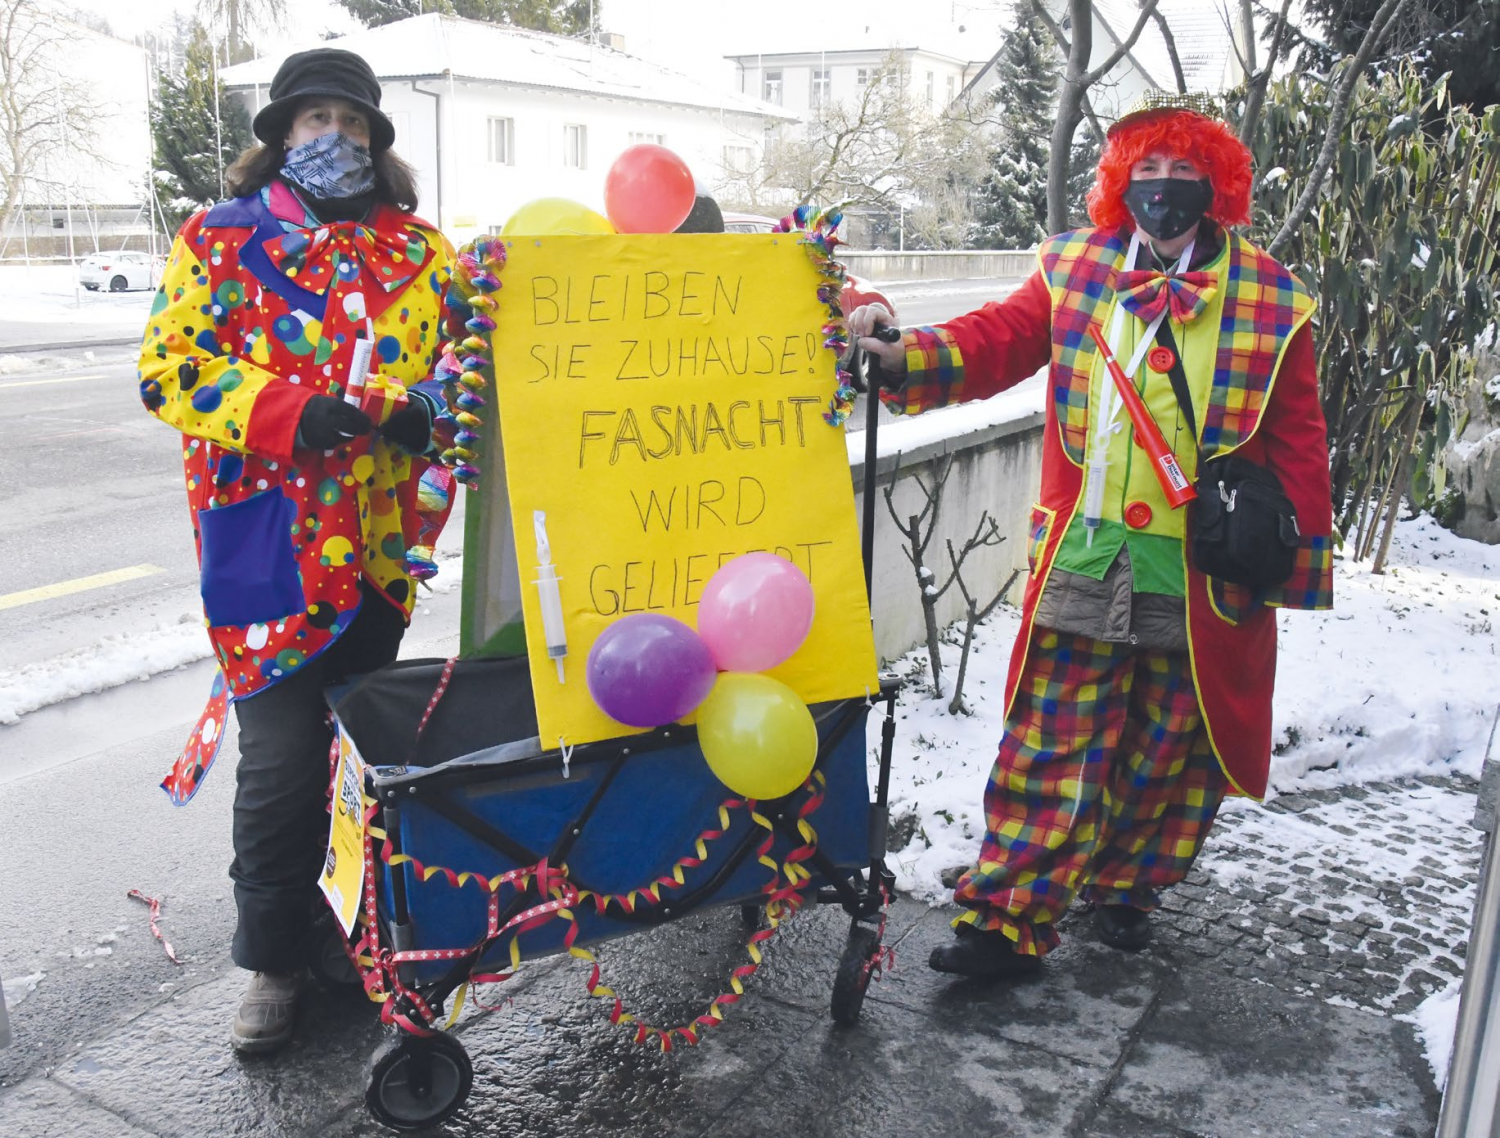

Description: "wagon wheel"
830 921 882 1027
365 1033 473 1131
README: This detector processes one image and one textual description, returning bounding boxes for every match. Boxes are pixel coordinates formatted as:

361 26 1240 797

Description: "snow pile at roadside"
0 619 213 725
1405 978 1465 1092
0 265 153 332
877 513 1499 897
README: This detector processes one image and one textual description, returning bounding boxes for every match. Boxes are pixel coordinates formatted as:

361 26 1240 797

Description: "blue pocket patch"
198 488 305 627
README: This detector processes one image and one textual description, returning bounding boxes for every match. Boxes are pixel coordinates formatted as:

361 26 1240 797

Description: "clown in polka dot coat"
138 185 455 714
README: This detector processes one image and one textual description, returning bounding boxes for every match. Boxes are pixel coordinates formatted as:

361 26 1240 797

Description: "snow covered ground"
875 510 1497 1088
0 265 154 332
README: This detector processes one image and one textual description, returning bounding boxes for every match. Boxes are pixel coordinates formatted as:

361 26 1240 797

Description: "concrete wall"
850 407 1046 664
841 249 1036 281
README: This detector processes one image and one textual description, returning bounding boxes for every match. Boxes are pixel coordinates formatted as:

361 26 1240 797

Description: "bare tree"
1236 0 1295 144
882 453 1013 707
1035 0 1162 234
719 51 986 242
1265 0 1414 258
1147 2 1188 93
198 0 288 62
0 0 111 234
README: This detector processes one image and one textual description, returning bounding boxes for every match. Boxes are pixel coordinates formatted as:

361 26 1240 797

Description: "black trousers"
229 587 406 973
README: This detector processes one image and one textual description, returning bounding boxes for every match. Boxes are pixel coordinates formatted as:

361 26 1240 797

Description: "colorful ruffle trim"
774 203 857 426
434 235 507 486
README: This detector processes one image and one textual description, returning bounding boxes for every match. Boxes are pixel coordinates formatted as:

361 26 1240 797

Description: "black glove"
298 395 373 449
378 391 437 454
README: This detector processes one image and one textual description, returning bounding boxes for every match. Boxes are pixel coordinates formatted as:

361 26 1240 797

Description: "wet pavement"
0 873 1445 1138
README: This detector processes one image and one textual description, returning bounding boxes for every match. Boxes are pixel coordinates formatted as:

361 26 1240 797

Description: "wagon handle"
853 324 901 606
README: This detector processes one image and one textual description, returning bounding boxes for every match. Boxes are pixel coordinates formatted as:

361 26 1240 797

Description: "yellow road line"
0 374 106 390
0 564 166 611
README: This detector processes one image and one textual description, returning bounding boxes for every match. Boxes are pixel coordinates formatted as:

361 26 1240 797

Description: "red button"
1147 346 1176 374
1124 501 1153 529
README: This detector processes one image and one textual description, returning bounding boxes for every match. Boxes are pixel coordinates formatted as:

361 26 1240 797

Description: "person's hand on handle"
847 303 907 378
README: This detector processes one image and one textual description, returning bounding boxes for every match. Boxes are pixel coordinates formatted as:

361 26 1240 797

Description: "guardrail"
841 249 1037 282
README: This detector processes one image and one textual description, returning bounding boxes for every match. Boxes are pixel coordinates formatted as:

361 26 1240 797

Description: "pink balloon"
603 144 696 233
697 553 815 673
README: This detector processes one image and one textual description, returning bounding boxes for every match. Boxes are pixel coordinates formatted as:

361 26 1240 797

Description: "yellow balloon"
696 673 818 800
501 197 616 236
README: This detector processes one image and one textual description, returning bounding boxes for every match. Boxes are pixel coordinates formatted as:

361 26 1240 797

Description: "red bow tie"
1114 269 1219 325
262 221 432 297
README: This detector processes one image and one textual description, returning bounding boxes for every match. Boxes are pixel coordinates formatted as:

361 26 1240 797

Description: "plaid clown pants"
953 627 1228 956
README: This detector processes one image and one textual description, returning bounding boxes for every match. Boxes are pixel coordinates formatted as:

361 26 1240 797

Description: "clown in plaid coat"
852 98 1333 973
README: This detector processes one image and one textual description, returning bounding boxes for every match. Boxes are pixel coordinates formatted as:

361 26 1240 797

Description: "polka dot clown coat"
138 183 454 712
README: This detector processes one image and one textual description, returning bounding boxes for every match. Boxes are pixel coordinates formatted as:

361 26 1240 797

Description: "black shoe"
1095 905 1151 952
928 926 1044 980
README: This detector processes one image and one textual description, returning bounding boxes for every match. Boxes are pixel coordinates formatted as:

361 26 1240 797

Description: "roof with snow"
218 13 794 120
1092 0 1243 95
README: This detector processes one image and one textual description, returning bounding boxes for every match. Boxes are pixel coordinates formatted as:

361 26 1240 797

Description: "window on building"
563 123 587 169
629 131 666 146
810 68 830 108
487 116 514 164
723 144 754 173
763 69 783 104
926 70 935 108
946 75 956 105
856 67 869 87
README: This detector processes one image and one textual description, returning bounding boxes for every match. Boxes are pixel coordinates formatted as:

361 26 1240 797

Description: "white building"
219 14 794 246
724 0 1242 128
727 45 980 122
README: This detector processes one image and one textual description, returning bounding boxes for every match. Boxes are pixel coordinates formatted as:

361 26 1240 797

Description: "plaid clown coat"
885 225 1333 799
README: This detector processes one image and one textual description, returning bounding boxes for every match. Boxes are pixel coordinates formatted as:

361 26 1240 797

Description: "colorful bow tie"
262 221 432 297
1114 269 1219 325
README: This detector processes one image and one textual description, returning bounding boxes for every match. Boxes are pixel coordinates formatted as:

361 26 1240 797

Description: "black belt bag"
1158 324 1300 589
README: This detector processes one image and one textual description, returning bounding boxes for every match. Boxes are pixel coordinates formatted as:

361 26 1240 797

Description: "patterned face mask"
281 131 376 200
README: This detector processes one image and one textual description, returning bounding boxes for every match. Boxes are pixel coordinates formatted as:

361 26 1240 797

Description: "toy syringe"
533 511 567 683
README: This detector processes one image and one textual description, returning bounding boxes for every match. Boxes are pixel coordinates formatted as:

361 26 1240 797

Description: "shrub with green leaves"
1237 63 1500 567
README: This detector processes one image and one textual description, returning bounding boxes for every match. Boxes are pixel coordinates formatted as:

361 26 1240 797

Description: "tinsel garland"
774 203 857 426
433 235 508 486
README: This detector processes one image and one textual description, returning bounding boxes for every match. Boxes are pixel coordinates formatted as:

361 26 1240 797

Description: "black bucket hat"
252 47 395 153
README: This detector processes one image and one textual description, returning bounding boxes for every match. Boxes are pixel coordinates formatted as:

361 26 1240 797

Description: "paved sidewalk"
0 774 1474 1137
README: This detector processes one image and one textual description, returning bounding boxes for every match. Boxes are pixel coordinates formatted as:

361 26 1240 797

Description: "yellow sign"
490 233 878 746
320 728 368 936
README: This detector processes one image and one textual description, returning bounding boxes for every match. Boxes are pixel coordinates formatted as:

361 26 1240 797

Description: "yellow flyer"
488 233 878 746
320 728 368 936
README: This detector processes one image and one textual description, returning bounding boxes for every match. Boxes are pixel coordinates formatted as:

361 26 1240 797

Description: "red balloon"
603 144 696 233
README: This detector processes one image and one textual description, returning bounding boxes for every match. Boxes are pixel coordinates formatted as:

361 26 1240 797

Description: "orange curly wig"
1086 110 1254 230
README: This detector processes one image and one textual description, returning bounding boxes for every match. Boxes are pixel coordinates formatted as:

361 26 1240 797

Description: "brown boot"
230 971 300 1054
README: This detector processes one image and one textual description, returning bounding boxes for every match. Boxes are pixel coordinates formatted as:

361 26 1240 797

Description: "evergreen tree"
1286 0 1499 109
334 0 594 35
151 20 253 228
969 0 1058 248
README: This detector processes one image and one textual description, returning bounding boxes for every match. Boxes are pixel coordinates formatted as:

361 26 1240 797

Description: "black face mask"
1123 177 1214 241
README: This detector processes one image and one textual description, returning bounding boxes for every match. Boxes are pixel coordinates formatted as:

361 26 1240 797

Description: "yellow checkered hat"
1107 91 1224 137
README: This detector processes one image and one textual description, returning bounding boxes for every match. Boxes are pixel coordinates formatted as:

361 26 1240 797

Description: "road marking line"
0 564 166 611
0 374 106 390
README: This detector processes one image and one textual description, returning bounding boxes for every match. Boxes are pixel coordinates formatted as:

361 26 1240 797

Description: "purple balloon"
586 614 716 728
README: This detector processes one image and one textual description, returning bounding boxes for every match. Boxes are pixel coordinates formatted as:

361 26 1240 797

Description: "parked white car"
79 250 163 292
